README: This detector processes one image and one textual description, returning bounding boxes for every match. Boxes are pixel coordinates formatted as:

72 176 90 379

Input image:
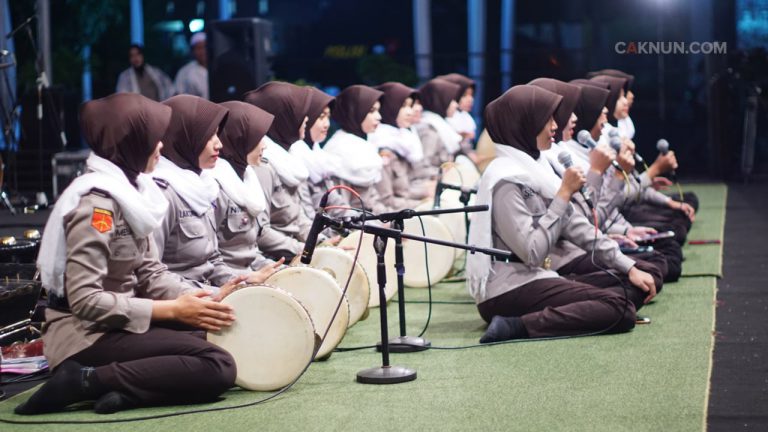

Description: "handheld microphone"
608 128 619 138
611 136 640 182
300 191 331 265
558 151 593 209
656 139 677 178
576 130 598 150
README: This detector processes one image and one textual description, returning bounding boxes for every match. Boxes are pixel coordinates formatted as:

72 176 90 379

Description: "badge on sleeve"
91 208 114 233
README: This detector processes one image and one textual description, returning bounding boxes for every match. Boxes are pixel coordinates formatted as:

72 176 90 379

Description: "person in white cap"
174 32 209 99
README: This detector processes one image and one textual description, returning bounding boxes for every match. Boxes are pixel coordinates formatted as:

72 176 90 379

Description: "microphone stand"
351 205 488 353
434 182 478 244
335 216 513 384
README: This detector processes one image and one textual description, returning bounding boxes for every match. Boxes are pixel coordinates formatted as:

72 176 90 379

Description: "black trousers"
477 276 638 338
557 252 667 295
70 327 236 406
622 201 692 245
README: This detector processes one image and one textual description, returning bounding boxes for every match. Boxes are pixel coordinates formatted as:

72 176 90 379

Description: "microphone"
576 130 598 149
300 191 332 265
608 128 619 138
611 136 640 182
558 151 593 209
656 139 677 178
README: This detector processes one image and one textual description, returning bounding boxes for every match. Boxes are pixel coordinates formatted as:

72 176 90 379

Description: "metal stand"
356 233 417 384
435 181 477 244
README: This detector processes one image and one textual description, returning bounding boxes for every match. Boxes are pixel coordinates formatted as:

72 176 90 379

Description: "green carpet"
0 184 726 432
677 183 727 277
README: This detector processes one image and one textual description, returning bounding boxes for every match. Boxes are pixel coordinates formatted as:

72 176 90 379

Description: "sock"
93 391 139 414
14 360 109 415
480 316 529 344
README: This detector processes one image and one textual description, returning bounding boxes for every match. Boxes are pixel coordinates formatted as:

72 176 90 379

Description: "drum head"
208 285 315 391
338 231 398 308
310 247 371 327
402 216 455 287
266 267 350 359
415 197 466 261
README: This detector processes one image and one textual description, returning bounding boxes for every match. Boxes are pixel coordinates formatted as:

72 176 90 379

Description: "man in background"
174 32 208 99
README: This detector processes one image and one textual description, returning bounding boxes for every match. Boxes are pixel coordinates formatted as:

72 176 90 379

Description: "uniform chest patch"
91 208 114 233
520 185 536 200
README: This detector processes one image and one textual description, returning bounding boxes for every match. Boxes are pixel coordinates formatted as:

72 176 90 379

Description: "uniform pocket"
227 212 254 233
108 237 140 261
178 217 206 239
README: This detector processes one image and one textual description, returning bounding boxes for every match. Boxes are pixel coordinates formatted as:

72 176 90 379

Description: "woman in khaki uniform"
244 82 314 260
370 82 429 207
153 95 277 285
211 100 282 271
17 94 240 415
466 85 658 343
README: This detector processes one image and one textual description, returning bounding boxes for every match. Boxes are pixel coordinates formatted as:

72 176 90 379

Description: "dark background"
4 0 768 198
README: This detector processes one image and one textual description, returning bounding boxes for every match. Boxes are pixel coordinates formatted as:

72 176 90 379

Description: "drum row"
208 162 482 393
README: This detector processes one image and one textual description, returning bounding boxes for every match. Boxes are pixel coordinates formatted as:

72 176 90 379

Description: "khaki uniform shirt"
42 191 196 368
153 182 236 286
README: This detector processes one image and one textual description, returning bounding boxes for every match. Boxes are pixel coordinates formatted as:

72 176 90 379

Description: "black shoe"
93 391 139 414
480 316 528 343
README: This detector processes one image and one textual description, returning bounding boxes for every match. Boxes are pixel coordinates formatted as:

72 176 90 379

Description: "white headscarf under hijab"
323 129 383 187
210 158 266 216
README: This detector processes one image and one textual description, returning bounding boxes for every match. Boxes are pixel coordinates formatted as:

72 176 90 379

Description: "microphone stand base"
376 336 431 353
356 365 417 385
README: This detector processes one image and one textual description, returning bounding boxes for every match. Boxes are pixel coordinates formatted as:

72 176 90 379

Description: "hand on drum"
174 290 236 332
246 258 286 285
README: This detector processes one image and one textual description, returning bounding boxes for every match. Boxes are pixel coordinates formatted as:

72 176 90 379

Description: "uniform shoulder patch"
91 208 114 233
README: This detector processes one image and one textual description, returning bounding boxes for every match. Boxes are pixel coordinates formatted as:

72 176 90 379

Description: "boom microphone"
300 192 332 265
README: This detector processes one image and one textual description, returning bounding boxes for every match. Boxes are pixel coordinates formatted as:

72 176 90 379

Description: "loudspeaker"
208 18 274 102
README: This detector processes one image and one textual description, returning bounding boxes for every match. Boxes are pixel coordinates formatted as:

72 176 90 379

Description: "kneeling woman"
468 85 657 342
17 94 238 415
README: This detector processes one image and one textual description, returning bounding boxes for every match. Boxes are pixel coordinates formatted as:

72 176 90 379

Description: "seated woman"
17 94 240 415
244 82 314 260
438 73 478 160
153 95 276 285
291 87 348 217
211 100 284 272
411 78 463 180
323 84 392 215
370 81 428 208
467 85 658 343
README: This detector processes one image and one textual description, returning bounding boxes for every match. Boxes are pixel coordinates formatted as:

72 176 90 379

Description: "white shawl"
38 153 169 295
617 116 635 140
323 129 383 187
210 158 266 216
466 144 559 301
262 136 310 188
289 140 341 184
446 110 477 135
152 156 219 216
369 123 424 164
421 111 462 155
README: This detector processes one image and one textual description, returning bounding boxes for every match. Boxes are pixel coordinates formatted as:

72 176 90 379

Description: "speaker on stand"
208 18 274 103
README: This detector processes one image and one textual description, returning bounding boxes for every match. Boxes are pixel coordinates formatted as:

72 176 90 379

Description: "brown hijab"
528 78 581 142
161 95 229 174
218 101 275 179
436 73 475 100
419 78 462 117
484 85 562 159
303 87 335 145
587 69 634 90
569 81 610 134
243 82 312 148
80 93 171 186
589 75 628 123
332 84 383 139
569 78 608 89
375 82 418 127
